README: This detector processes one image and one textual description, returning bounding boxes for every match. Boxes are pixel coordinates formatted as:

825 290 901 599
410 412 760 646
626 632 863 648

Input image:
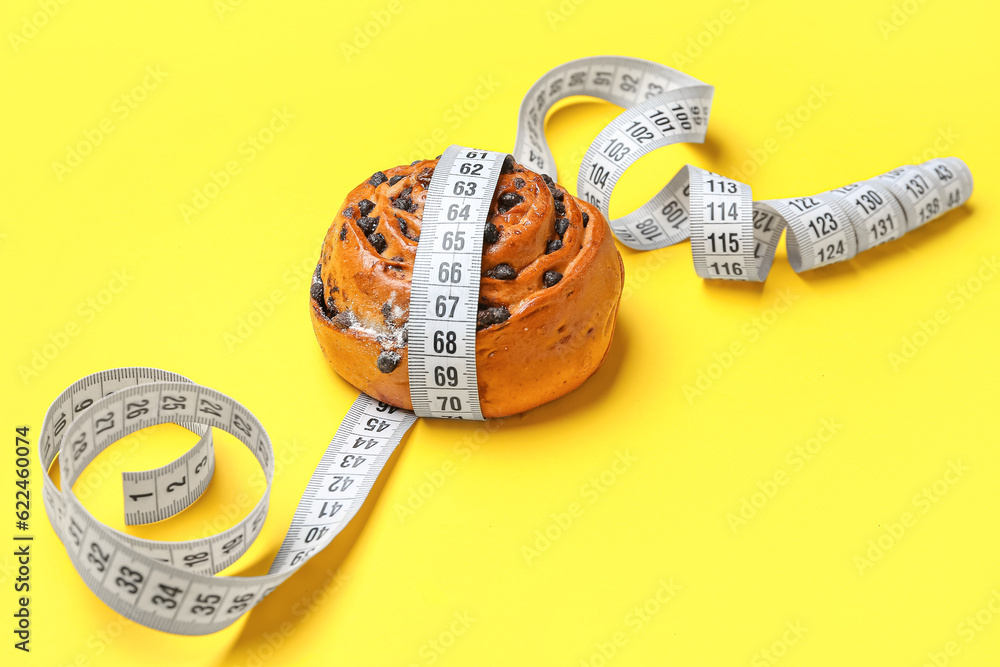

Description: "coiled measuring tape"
40 56 974 635
40 369 415 635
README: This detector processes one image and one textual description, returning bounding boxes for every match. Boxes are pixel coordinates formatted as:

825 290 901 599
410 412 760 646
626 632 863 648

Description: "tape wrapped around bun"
311 157 625 417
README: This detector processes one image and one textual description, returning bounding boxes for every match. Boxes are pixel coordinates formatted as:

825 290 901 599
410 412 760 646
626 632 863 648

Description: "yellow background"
3 0 998 665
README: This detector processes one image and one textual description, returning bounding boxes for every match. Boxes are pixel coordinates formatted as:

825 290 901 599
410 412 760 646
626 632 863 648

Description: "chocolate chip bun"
310 156 624 417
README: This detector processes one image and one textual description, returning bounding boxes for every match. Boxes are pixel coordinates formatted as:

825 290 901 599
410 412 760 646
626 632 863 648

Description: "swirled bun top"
311 156 624 417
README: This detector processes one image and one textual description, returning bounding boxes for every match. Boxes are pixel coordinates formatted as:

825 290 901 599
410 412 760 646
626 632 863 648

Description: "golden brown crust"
310 158 624 417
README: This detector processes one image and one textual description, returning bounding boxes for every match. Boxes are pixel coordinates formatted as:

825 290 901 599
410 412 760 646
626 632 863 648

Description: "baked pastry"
310 157 624 417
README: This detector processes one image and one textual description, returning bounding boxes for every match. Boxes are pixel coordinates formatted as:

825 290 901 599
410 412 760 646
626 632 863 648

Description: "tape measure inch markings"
38 56 975 637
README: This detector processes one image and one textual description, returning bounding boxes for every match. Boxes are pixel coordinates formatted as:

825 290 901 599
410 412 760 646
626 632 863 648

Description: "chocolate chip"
381 303 393 320
486 263 517 280
546 239 563 254
389 174 405 186
541 173 554 185
483 221 499 244
501 154 515 174
399 187 412 197
394 196 412 212
357 216 379 236
358 199 375 216
395 214 408 236
368 232 387 254
313 262 321 280
330 311 355 329
497 192 524 214
477 306 511 329
550 186 564 202
369 171 387 187
376 350 401 373
339 223 347 241
554 201 565 216
582 211 590 228
410 160 421 166
390 255 404 262
325 295 339 317
310 280 324 304
416 167 433 187
555 217 569 236
513 177 525 189
343 205 355 218
543 270 563 287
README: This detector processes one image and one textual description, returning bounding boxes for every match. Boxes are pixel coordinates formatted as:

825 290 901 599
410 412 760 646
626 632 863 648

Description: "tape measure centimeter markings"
407 145 507 421
40 368 415 635
512 56 973 281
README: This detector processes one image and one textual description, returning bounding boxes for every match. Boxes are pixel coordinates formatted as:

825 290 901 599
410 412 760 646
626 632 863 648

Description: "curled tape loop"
41 368 415 635
513 56 973 280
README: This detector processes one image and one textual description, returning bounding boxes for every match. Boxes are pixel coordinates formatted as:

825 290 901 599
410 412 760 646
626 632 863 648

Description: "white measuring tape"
40 368 415 635
40 56 973 635
407 146 508 420
512 55 972 279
